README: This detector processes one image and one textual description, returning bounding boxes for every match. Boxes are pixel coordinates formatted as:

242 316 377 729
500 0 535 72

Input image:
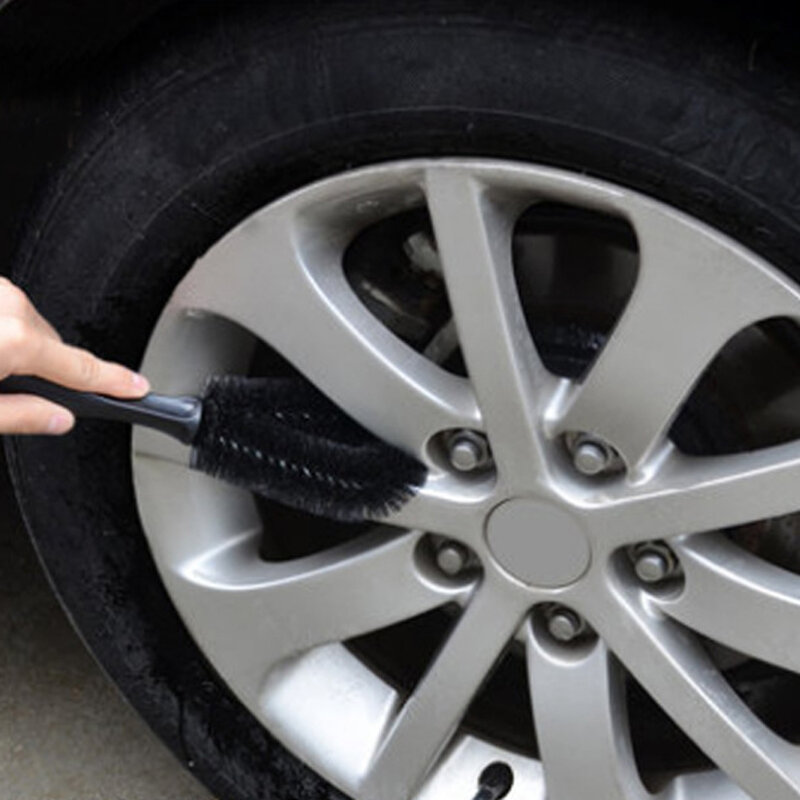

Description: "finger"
0 394 74 435
23 338 150 398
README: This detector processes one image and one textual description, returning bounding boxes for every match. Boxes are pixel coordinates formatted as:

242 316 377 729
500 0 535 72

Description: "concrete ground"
0 464 216 800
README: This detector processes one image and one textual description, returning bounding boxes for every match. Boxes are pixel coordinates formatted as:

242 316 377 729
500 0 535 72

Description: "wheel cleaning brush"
0 374 427 522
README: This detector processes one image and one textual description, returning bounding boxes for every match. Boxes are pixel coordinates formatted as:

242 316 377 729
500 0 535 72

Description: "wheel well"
0 0 179 87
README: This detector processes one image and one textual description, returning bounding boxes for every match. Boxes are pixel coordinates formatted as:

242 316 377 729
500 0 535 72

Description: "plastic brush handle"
0 375 202 445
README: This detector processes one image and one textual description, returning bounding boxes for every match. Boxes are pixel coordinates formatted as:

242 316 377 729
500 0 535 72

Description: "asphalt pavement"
0 459 216 800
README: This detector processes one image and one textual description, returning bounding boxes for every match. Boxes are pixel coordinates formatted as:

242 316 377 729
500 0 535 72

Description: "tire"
8 2 800 800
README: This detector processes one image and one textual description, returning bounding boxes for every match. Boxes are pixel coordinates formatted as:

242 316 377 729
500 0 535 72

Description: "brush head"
192 375 428 522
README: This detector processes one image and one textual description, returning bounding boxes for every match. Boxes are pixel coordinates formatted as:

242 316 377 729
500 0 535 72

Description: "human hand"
0 278 149 434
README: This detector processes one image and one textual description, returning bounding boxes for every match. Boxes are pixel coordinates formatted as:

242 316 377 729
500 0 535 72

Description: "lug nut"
572 439 612 476
436 541 470 576
633 543 678 584
546 607 586 643
447 430 491 472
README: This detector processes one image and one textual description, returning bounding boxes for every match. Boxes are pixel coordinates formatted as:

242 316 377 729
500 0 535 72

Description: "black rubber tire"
7 2 800 799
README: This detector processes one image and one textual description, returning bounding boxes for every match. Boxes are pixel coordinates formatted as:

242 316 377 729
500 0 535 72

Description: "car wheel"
8 3 800 800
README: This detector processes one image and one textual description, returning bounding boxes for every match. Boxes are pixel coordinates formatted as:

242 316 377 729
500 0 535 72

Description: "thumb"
0 394 75 435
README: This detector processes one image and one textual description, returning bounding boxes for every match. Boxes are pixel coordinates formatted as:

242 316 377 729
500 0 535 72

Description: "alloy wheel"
132 159 800 800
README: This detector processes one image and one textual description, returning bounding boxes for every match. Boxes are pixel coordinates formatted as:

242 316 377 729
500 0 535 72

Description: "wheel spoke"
585 442 800 548
669 770 753 800
133 456 262 568
383 478 492 544
361 584 526 800
168 529 469 704
424 167 556 486
175 198 480 458
594 587 800 800
525 633 648 800
656 534 800 673
551 202 800 472
133 305 258 465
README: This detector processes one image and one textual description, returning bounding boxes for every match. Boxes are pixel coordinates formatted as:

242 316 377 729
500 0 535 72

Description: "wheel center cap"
486 499 591 587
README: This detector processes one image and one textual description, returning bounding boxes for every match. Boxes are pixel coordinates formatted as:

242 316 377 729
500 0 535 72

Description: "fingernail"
47 412 74 435
131 373 150 392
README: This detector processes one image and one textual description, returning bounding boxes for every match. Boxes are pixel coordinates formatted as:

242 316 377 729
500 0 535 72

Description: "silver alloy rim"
131 159 800 800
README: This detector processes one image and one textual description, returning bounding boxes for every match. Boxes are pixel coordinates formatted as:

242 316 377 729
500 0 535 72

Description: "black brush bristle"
192 376 428 522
